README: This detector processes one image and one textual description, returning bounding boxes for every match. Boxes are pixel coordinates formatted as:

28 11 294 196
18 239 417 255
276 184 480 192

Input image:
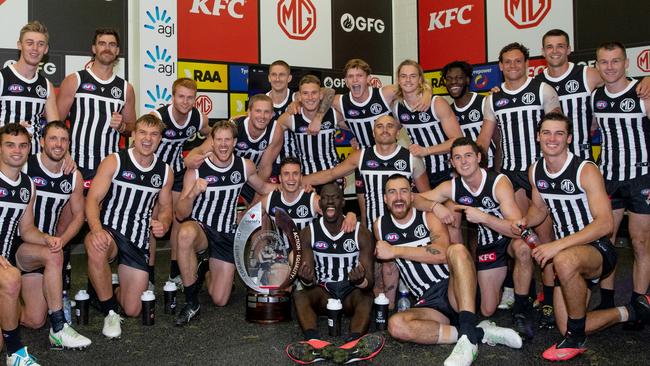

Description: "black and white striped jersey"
267 90 299 164
68 69 127 171
592 79 650 181
291 108 339 175
191 156 248 233
266 189 318 231
100 149 168 249
0 171 33 259
153 104 204 173
489 77 546 171
310 218 360 284
0 64 50 154
234 116 277 166
24 154 77 236
452 169 506 246
537 63 593 160
533 153 594 239
452 93 495 168
376 209 449 298
340 87 391 148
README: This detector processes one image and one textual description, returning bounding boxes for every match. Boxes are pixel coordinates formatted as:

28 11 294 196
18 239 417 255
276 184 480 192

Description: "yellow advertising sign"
229 93 249 118
178 61 228 91
424 70 448 96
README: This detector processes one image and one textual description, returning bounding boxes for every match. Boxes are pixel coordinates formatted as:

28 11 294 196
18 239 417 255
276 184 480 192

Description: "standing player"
18 121 89 349
266 60 299 177
0 21 59 153
591 42 650 326
84 115 173 338
377 174 522 366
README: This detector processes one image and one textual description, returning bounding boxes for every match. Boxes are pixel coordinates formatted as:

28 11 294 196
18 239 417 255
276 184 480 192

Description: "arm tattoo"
425 245 441 255
318 88 335 113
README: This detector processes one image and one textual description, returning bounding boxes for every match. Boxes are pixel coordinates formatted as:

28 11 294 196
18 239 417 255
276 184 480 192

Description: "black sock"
458 311 478 345
148 265 155 285
170 260 180 278
543 285 554 307
513 293 530 315
503 269 514 288
185 282 199 305
304 328 320 341
625 303 637 322
566 316 586 341
49 309 66 332
599 288 615 308
100 296 118 316
2 327 24 355
631 291 643 304
528 276 537 300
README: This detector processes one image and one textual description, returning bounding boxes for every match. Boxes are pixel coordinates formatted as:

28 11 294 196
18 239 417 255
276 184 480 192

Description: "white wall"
392 0 418 74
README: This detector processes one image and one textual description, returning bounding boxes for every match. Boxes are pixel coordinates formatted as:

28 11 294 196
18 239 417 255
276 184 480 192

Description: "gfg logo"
144 85 172 110
324 76 346 88
340 13 385 33
144 45 175 76
427 4 472 30
504 0 551 29
143 6 174 37
278 0 316 40
190 0 245 19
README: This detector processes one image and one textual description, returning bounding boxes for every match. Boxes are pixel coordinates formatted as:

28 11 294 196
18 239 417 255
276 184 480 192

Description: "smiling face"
538 119 572 158
92 34 119 66
211 127 236 164
398 64 422 95
384 176 413 220
445 67 470 99
41 126 69 162
542 35 571 68
268 64 292 93
133 123 163 157
499 49 528 83
596 47 628 85
279 162 302 194
17 31 48 67
450 145 481 178
172 85 197 116
319 183 345 223
0 132 30 169
248 99 274 132
299 81 321 113
345 67 370 100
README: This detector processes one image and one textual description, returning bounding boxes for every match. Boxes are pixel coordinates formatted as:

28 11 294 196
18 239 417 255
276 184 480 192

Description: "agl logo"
144 45 175 76
144 6 175 37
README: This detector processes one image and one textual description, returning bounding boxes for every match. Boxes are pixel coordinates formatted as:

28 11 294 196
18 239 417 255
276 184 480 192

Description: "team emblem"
8 84 24 93
495 98 509 107
414 224 427 239
122 171 136 180
400 113 411 122
81 83 97 91
394 159 407 171
560 179 575 194
164 129 177 138
151 174 162 188
522 92 536 105
231 171 242 184
565 80 579 93
185 126 197 137
536 179 549 190
418 112 431 122
322 121 332 129
205 175 218 184
296 205 309 218
259 140 268 150
111 86 122 99
32 176 47 187
369 103 383 115
468 109 481 122
237 141 249 150
385 233 399 242
595 100 607 110
298 126 308 133
348 109 360 117
343 238 357 253
35 85 47 98
482 197 496 209
620 98 636 112
458 196 473 205
60 180 72 194
314 241 329 250
19 188 30 203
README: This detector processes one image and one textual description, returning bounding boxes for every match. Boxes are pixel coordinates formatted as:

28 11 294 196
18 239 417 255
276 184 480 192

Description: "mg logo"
620 98 636 112
144 45 175 76
277 0 316 40
565 80 579 93
504 0 551 29
522 92 536 105
468 109 481 122
144 85 172 109
195 95 213 115
638 49 650 73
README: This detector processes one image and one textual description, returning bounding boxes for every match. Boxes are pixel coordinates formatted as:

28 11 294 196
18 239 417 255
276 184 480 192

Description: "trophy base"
246 289 292 324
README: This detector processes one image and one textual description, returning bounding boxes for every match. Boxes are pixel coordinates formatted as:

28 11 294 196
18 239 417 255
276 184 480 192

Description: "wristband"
354 277 369 289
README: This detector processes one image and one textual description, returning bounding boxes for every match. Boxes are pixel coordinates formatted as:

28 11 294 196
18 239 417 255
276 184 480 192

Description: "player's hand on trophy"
298 261 315 286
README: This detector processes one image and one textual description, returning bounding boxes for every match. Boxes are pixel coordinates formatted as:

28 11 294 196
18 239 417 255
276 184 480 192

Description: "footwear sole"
338 334 385 364
285 339 332 364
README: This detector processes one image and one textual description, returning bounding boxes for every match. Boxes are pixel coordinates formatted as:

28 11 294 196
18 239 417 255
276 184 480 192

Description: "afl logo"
32 176 47 187
348 109 360 117
185 126 197 137
385 233 399 242
122 171 136 180
458 196 473 205
620 98 636 112
81 83 96 91
111 86 122 99
35 85 47 98
565 80 579 93
298 126 308 133
60 180 72 194
400 113 411 122
495 98 509 107
468 109 481 122
8 84 24 93
314 241 329 250
205 175 218 184
0 188 7 197
343 238 357 253
394 159 407 171
595 100 607 110
482 197 496 209
536 179 549 190
560 179 575 194
164 129 177 138
414 224 427 239
236 141 249 150
296 205 309 218
522 92 536 105
20 188 30 203
259 140 268 150
641 188 650 196
230 171 242 184
151 174 162 188
366 160 379 168
369 103 383 115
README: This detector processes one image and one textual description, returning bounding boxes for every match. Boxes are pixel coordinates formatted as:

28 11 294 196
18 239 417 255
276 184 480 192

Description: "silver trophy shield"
234 202 302 294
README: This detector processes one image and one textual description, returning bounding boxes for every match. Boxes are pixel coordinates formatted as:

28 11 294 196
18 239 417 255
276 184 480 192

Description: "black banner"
574 0 650 51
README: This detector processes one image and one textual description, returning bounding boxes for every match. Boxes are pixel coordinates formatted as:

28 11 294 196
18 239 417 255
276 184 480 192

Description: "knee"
210 292 229 307
21 312 47 329
447 243 471 264
122 302 142 318
387 314 410 341
513 240 532 264
0 267 21 297
481 304 496 317
553 251 577 280
177 225 198 250
46 250 64 269
630 235 650 255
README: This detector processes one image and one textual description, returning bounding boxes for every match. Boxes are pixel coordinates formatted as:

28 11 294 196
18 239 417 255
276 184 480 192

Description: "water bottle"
141 290 156 326
112 273 120 292
163 281 177 315
326 298 343 336
74 289 90 325
62 291 72 324
397 280 411 312
63 263 72 291
520 226 541 249
374 293 390 331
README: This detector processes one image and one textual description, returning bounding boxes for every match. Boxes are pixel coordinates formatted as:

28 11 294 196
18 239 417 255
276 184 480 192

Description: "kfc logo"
428 4 473 30
277 0 316 40
189 0 245 19
504 0 551 29
478 252 497 263
638 49 650 73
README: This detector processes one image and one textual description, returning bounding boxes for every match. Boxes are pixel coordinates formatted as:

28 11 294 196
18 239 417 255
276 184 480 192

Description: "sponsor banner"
424 70 448 95
261 0 332 69
178 0 258 63
0 0 28 49
64 55 126 79
229 92 249 117
418 0 486 70
574 1 650 51
139 1 177 115
628 45 650 77
372 74 392 88
470 63 502 92
195 91 228 119
527 57 547 77
321 71 348 94
486 0 574 60
0 49 64 85
229 64 249 92
332 0 392 75
178 61 228 91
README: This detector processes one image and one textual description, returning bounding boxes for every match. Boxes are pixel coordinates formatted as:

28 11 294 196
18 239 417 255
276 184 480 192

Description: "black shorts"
501 169 531 198
604 174 650 214
553 237 618 290
413 278 458 325
11 237 44 275
78 166 97 195
104 226 150 272
475 237 510 271
172 168 186 192
428 169 453 190
320 280 356 301
197 221 235 264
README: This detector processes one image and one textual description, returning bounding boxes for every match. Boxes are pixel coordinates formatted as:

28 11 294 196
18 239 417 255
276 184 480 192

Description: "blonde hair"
19 20 49 43
395 59 428 102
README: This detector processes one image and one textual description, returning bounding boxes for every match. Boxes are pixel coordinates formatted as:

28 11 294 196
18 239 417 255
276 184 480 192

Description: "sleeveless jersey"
340 87 391 148
452 169 506 246
536 63 592 160
491 77 546 171
452 93 496 168
234 116 277 166
310 218 361 283
154 104 204 173
0 64 50 154
533 153 594 239
0 171 33 259
24 154 77 236
376 209 449 298
68 69 127 170
592 79 650 181
191 156 248 233
100 149 168 249
291 108 339 175
267 90 299 165
266 189 318 231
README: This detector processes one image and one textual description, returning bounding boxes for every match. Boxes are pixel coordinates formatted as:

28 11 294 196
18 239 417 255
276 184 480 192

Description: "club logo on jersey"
414 224 427 239
495 98 509 107
458 196 473 205
298 125 309 133
394 159 407 171
164 129 177 138
343 238 356 253
236 141 249 150
205 175 218 184
536 179 549 190
565 80 580 93
348 109 360 117
35 85 47 98
151 174 162 188
7 84 24 93
482 197 496 209
121 171 136 180
32 176 47 187
366 160 379 168
478 251 496 263
595 100 607 110
641 189 650 199
81 82 97 91
322 121 332 130
185 126 197 137
296 205 309 218
111 86 122 99
370 103 383 115
521 92 536 105
560 179 575 194
230 171 242 184
400 113 411 122
468 109 481 122
417 112 431 123
259 140 268 150
60 180 72 194
314 241 329 250
385 233 399 242
19 188 29 203
620 98 636 112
